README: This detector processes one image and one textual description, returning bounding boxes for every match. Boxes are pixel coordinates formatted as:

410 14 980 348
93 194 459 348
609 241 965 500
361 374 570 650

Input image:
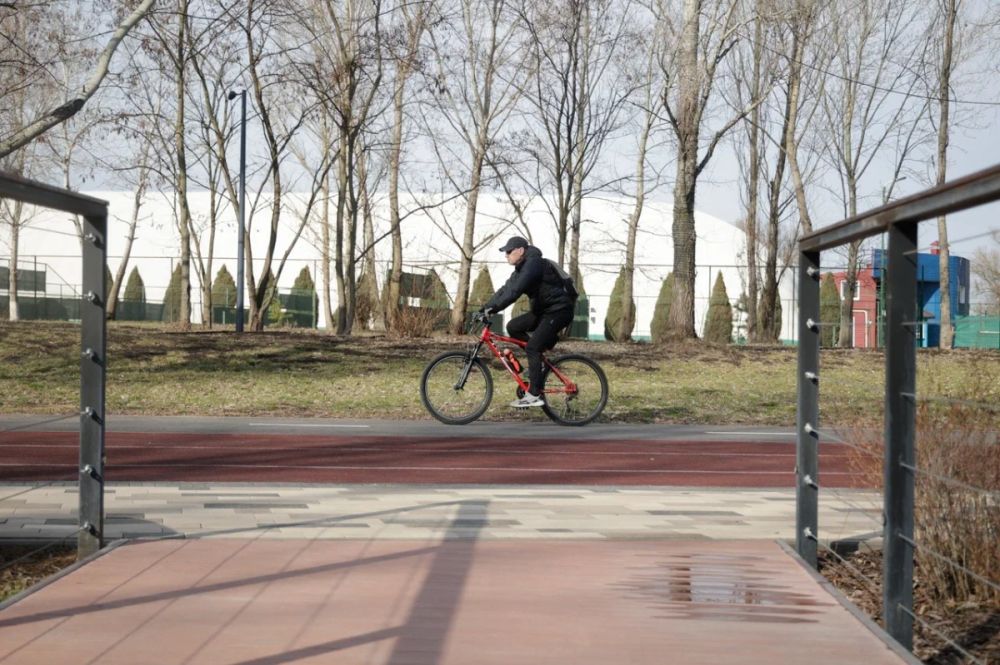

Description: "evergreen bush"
354 269 378 330
470 266 494 309
604 267 635 341
650 273 674 344
161 263 183 322
423 268 451 309
820 273 841 347
291 266 319 327
123 267 146 302
120 266 147 321
211 265 236 308
704 271 733 344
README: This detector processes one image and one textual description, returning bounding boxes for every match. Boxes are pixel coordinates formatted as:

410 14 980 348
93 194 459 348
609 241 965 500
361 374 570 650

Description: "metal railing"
796 162 1000 654
0 172 108 558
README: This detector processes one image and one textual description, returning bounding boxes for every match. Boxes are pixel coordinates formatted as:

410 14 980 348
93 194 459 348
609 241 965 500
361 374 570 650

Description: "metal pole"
79 215 107 558
883 220 917 649
796 249 820 567
236 90 247 333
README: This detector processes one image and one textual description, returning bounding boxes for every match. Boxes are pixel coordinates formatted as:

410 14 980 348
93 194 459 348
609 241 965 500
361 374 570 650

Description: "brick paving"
0 538 914 664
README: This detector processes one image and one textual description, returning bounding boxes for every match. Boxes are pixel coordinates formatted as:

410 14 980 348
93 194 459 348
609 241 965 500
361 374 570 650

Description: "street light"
227 89 247 333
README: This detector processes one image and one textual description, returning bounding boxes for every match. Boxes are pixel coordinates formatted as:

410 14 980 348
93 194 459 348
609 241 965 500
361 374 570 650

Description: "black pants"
506 308 575 395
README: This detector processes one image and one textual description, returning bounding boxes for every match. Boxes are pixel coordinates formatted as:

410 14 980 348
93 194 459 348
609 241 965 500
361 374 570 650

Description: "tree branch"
0 0 157 158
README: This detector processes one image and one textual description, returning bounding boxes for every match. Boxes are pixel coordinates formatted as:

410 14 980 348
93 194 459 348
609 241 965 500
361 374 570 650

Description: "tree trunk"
356 144 383 331
334 136 349 335
936 0 957 348
450 144 487 334
838 240 862 348
321 172 334 331
107 176 146 320
666 0 701 339
784 6 814 236
669 156 698 338
744 5 763 342
6 202 22 321
174 0 193 331
385 66 409 332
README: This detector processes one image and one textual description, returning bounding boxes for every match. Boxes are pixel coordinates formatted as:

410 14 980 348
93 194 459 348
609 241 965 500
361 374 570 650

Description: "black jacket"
484 246 576 315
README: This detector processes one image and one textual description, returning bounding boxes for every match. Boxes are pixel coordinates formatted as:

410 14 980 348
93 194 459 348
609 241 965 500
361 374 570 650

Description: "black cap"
499 236 529 253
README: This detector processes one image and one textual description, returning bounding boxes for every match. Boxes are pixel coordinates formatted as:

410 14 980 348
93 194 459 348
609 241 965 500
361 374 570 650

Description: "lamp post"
227 89 247 333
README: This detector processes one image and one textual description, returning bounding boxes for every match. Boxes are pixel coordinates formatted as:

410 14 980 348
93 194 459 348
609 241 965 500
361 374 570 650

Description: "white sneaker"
510 393 544 408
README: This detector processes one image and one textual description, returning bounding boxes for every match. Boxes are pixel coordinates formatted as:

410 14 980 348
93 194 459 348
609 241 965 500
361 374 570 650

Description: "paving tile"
0 539 911 665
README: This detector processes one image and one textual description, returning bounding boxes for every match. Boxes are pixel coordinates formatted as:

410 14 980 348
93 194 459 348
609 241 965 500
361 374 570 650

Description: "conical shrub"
161 263 183 322
292 266 319 328
470 266 494 309
212 265 236 308
704 271 733 344
604 267 635 341
123 266 146 302
650 273 674 344
820 273 841 347
354 269 378 330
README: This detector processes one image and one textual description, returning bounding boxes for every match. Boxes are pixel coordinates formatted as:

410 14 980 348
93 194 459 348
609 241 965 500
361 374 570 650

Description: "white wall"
5 189 797 340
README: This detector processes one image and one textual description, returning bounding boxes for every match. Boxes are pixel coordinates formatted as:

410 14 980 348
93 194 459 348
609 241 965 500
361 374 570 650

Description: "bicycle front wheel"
541 354 608 426
420 351 494 425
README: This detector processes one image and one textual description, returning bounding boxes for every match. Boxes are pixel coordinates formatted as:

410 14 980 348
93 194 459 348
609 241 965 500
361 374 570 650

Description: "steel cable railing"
0 411 87 595
896 605 988 665
897 533 1000 596
796 167 1000 657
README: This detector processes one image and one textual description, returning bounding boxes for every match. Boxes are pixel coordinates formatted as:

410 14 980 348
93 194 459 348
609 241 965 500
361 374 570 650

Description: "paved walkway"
0 537 913 665
0 482 883 544
0 426 898 664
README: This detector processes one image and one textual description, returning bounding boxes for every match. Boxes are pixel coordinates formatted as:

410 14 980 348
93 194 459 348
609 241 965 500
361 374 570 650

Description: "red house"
830 269 879 348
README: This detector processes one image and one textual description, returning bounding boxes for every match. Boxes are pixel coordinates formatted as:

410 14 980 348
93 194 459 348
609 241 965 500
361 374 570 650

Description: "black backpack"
546 259 579 300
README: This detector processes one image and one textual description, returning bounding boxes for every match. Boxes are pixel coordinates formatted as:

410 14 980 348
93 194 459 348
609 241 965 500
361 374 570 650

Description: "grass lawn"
1 320 996 425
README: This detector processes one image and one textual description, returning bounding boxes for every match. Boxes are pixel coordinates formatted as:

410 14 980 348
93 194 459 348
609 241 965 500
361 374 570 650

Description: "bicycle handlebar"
471 310 494 325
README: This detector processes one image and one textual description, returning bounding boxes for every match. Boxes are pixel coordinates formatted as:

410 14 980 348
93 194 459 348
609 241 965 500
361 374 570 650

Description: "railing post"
796 249 820 567
884 220 917 648
79 214 107 558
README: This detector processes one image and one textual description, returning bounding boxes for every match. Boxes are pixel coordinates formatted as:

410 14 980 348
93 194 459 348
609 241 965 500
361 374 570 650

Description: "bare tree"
934 0 959 348
616 5 666 342
106 141 153 320
816 0 931 348
384 0 432 332
425 0 528 333
517 0 632 279
305 0 385 334
657 0 761 339
970 236 1000 316
0 0 156 158
745 0 828 342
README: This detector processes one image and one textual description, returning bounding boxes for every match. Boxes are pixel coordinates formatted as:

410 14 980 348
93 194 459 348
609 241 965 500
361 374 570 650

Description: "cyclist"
480 236 577 408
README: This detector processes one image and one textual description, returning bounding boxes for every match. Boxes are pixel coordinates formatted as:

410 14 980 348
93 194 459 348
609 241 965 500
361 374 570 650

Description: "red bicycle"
420 311 608 426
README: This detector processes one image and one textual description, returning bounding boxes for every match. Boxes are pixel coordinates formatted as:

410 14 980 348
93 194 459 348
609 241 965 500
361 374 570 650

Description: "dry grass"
0 321 995 426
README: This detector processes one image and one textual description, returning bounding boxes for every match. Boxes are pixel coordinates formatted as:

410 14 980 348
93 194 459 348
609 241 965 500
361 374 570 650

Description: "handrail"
800 163 1000 252
0 171 108 218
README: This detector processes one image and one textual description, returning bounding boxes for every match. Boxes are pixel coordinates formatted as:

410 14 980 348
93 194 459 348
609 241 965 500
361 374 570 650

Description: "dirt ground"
820 550 1000 664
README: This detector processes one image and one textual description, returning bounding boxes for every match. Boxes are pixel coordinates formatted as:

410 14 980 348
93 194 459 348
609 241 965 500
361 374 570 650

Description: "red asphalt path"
0 431 865 487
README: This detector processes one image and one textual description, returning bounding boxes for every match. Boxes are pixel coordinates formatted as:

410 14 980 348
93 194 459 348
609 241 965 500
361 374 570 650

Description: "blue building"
871 246 971 347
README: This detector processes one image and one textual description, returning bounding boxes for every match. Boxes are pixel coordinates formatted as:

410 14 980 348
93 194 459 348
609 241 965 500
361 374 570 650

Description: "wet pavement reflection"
617 552 832 623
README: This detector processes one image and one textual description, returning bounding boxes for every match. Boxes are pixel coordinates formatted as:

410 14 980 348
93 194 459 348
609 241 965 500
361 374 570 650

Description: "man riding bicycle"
480 236 577 408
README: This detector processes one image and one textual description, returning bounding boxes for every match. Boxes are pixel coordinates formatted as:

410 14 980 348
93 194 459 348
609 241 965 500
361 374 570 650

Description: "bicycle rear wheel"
541 354 608 426
420 351 493 425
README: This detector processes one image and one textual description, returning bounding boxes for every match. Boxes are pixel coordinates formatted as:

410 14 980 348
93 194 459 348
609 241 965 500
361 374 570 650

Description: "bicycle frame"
465 318 577 397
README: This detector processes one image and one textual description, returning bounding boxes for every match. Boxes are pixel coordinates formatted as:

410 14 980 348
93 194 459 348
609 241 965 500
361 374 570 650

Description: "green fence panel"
568 296 590 339
954 315 1000 349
